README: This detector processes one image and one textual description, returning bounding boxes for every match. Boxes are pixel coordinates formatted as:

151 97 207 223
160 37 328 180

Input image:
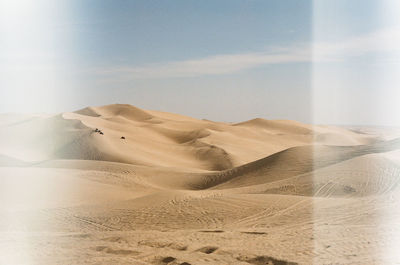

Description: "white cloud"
98 27 400 79
99 46 310 79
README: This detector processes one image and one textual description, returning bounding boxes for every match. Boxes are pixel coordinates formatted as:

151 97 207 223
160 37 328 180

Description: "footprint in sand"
196 246 218 254
199 230 224 233
157 256 192 265
241 231 267 235
154 256 177 264
237 255 298 265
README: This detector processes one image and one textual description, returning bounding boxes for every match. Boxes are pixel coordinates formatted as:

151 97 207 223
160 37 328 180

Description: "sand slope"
0 104 399 265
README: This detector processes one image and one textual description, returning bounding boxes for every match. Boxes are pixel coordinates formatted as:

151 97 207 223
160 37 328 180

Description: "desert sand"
1 104 400 265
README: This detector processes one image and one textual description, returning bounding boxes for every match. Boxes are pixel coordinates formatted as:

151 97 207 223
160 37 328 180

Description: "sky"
0 0 399 125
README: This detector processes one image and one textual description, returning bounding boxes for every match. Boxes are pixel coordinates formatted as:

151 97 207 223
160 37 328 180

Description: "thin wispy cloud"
99 27 400 79
100 47 310 79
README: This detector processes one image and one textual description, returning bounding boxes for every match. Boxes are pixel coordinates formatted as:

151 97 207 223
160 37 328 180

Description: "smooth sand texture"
1 104 400 264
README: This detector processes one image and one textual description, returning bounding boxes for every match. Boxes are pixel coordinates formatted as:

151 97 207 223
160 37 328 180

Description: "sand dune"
1 104 400 265
0 104 379 168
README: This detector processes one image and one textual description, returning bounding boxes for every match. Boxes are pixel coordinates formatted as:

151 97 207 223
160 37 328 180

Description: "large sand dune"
0 104 399 264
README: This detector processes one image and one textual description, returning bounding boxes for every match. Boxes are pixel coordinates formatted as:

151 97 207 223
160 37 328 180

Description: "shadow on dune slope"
186 138 400 190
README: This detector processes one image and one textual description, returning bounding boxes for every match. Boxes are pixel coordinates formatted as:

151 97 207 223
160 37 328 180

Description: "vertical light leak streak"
0 1 73 264
375 2 400 263
375 2 400 127
312 1 400 264
1 0 52 112
0 2 42 263
0 0 73 113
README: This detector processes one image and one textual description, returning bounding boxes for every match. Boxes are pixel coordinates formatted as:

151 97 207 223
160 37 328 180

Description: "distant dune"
0 104 399 265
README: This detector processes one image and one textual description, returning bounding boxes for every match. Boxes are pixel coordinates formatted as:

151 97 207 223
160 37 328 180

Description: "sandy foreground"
1 104 400 265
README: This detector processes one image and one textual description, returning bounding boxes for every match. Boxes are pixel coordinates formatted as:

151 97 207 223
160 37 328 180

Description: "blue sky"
69 0 312 63
1 0 399 125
